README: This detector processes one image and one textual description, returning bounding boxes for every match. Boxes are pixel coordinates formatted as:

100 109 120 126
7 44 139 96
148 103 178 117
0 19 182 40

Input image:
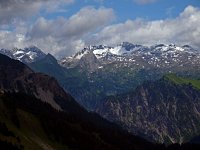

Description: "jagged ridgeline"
97 74 200 144
28 43 200 111
0 53 163 150
2 43 200 145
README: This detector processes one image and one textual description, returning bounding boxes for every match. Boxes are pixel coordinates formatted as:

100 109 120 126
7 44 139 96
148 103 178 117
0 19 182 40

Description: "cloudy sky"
0 0 200 57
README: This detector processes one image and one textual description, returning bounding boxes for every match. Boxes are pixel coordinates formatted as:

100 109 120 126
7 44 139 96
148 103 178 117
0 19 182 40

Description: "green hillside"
165 74 200 90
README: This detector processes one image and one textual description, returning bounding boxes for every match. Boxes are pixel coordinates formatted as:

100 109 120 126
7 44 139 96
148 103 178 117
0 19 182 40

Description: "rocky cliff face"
0 54 81 111
78 51 100 72
96 76 200 144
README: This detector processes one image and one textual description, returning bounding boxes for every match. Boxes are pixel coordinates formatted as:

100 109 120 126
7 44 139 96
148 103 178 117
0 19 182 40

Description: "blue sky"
0 0 200 57
44 0 200 22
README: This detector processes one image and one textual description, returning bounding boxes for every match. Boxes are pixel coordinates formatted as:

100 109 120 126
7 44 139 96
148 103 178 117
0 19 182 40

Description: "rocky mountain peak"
0 53 80 111
60 42 200 71
0 46 46 63
119 42 142 51
78 51 100 72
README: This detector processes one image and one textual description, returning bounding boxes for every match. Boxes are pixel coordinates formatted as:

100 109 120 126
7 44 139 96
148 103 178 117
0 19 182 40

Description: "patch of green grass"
165 74 200 90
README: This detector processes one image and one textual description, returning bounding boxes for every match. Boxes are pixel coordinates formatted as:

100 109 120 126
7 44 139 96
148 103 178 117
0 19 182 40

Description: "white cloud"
88 5 200 49
0 6 115 57
0 0 74 25
26 6 115 56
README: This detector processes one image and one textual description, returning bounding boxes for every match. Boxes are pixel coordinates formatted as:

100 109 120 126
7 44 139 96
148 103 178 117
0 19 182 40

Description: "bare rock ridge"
0 53 81 112
96 75 200 144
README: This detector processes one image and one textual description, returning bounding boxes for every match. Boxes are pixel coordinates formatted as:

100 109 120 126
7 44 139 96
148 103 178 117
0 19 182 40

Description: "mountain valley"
2 42 200 145
0 53 164 150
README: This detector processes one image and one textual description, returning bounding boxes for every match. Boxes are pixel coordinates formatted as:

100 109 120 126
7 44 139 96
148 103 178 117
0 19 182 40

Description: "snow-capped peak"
73 42 148 60
151 43 195 53
74 48 91 59
0 46 46 63
69 42 199 62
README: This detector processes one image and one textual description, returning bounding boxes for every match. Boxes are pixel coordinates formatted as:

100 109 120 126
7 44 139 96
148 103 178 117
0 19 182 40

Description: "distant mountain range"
1 42 200 144
60 42 199 72
1 53 165 150
1 42 199 72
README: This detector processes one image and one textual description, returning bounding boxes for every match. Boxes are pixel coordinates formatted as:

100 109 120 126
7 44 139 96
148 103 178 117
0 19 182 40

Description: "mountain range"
0 53 164 150
1 42 200 145
97 74 200 144
61 42 200 73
